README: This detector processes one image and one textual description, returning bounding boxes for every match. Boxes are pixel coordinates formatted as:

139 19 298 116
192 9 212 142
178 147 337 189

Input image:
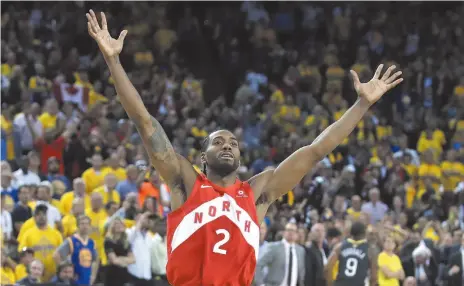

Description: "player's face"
203 130 240 177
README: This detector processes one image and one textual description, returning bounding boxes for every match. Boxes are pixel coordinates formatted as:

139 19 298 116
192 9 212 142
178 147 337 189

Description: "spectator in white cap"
401 241 438 286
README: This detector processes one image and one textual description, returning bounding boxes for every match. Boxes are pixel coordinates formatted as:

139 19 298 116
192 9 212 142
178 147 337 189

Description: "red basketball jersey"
166 174 260 286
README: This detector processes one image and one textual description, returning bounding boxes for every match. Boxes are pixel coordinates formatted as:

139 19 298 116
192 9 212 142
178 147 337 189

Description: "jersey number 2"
212 229 230 255
344 257 358 277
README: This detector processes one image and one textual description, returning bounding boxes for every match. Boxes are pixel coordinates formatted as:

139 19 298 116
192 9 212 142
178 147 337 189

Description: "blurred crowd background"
1 1 464 286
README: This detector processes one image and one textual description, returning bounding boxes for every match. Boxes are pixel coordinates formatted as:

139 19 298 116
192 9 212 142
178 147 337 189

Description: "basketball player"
86 10 402 286
325 222 376 286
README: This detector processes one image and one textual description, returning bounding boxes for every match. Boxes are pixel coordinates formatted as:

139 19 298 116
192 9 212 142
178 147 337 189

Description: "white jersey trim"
170 193 260 260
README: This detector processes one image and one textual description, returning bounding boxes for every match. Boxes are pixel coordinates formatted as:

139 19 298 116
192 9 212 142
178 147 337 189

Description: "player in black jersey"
325 222 377 286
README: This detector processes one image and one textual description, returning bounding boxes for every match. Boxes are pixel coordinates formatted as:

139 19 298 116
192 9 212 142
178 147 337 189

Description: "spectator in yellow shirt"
1 51 17 78
62 198 85 237
86 193 109 266
93 173 121 205
1 249 16 285
417 128 443 161
18 204 63 282
378 236 405 286
440 149 464 192
82 153 106 193
346 195 362 221
103 153 127 182
38 99 60 131
61 178 91 215
417 150 442 192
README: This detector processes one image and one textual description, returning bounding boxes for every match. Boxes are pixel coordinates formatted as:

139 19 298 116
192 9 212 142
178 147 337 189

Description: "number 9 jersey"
335 239 369 286
166 174 260 286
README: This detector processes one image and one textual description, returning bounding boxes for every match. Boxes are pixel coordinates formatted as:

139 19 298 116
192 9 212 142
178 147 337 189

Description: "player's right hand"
86 10 127 59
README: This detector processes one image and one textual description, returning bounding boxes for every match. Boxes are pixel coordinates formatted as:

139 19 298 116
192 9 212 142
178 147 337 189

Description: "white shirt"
0 210 12 239
320 248 328 265
35 201 61 226
461 248 464 278
126 227 153 280
159 183 171 212
280 239 298 286
13 114 43 151
151 233 167 275
13 169 41 188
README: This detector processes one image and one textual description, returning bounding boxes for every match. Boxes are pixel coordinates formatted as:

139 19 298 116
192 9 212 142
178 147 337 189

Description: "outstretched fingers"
385 71 402 85
87 10 101 33
101 12 108 30
381 65 396 81
87 22 96 38
386 78 404 90
372 64 384 80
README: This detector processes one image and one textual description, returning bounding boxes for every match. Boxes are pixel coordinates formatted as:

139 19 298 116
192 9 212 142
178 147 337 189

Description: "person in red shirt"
35 117 80 174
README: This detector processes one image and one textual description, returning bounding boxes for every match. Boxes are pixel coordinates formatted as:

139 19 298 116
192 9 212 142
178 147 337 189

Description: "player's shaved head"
350 221 366 240
201 129 240 177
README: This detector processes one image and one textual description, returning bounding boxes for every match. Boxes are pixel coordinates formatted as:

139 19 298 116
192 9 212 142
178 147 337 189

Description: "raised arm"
256 64 403 202
86 10 196 209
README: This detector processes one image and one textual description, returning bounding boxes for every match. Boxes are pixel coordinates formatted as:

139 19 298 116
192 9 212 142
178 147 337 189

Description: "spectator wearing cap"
16 259 45 285
15 247 35 281
402 242 438 286
82 153 106 194
46 156 71 191
50 261 79 286
18 205 63 282
93 173 121 206
13 152 42 188
361 187 389 225
116 164 145 200
11 185 33 237
18 182 62 239
60 178 91 216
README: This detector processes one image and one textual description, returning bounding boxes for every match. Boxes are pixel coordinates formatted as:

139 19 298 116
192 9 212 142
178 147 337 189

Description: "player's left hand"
350 64 403 106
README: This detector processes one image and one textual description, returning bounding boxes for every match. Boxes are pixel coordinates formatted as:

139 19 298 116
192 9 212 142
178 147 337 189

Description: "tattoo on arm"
138 117 187 199
146 117 174 156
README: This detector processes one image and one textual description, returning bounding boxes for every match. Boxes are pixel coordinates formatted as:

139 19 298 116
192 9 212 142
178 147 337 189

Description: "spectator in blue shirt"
116 165 143 200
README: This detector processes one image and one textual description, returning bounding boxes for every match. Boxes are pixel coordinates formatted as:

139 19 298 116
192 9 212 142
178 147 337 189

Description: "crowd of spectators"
1 1 464 286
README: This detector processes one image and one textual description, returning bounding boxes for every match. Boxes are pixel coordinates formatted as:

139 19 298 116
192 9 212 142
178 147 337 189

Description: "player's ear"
200 152 206 165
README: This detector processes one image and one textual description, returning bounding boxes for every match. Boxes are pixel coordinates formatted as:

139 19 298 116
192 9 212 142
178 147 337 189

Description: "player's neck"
207 171 237 188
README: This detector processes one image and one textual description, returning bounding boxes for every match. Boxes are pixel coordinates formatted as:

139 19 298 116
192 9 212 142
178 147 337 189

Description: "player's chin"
213 161 239 175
